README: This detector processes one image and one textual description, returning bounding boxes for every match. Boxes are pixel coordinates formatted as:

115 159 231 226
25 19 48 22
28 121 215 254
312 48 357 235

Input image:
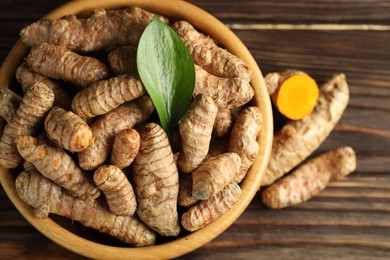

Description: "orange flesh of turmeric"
272 74 319 120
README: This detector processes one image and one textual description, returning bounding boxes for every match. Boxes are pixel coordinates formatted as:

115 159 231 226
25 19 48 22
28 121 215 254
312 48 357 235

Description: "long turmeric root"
182 182 242 232
16 170 155 246
26 43 110 88
20 7 167 52
262 147 357 209
262 74 350 187
94 165 137 216
194 65 254 108
78 96 154 170
108 46 138 76
71 74 145 119
44 107 92 152
0 83 54 169
0 88 22 123
172 21 252 81
192 153 241 200
133 123 180 236
16 63 73 110
228 106 262 183
15 135 100 201
178 94 218 173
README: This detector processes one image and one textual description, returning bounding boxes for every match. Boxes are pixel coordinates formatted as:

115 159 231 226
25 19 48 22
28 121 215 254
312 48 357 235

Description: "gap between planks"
227 24 390 31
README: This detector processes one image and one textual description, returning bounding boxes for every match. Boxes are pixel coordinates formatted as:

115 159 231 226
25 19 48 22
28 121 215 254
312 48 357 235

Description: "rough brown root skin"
262 74 350 187
228 106 262 183
20 7 168 52
44 107 92 152
0 82 54 169
192 153 241 200
15 170 156 246
78 96 154 171
108 46 138 76
110 128 140 169
182 182 242 232
0 88 22 123
178 173 199 207
194 65 254 109
16 62 73 110
178 94 218 173
133 123 180 237
94 165 137 216
171 21 252 81
15 135 100 201
71 74 145 119
26 43 110 88
213 108 233 138
262 147 357 209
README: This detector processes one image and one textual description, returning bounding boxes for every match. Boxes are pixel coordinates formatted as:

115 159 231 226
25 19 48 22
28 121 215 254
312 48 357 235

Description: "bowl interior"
0 0 273 258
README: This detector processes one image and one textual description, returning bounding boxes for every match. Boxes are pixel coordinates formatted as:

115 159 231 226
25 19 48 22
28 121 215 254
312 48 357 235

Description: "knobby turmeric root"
16 63 72 110
194 65 254 108
0 88 22 123
182 182 242 232
0 82 54 169
133 123 180 236
192 153 241 200
178 94 218 173
262 74 350 187
108 46 138 76
110 128 140 169
78 95 154 170
172 21 252 81
26 43 110 88
20 7 168 52
44 107 92 152
94 165 137 216
15 136 100 201
228 106 262 183
265 70 319 120
71 74 145 119
16 170 155 246
262 147 356 209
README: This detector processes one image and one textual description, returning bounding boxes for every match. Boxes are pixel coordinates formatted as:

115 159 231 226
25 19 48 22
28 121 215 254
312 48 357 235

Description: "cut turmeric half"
272 74 319 120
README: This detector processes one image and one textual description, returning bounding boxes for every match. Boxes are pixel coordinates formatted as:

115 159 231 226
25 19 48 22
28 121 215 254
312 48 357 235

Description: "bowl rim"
0 0 273 258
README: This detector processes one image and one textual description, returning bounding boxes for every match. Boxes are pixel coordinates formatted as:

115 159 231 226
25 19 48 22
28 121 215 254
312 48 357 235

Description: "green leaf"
137 15 195 136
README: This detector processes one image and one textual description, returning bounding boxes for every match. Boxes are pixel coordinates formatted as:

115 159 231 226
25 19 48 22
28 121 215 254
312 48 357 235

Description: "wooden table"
1 0 389 259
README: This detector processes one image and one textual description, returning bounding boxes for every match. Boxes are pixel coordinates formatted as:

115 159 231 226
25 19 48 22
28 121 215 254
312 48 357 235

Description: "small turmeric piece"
228 106 262 183
262 147 357 209
15 170 155 246
16 63 73 110
172 21 252 81
108 46 137 76
78 96 154 170
262 74 350 187
133 123 180 236
182 182 242 232
178 94 218 173
194 65 254 108
94 165 137 216
0 88 22 123
178 173 199 208
110 128 140 169
192 153 241 200
213 108 233 138
71 74 145 119
0 82 54 169
15 135 100 201
20 7 168 52
44 107 92 152
26 43 110 88
265 70 319 120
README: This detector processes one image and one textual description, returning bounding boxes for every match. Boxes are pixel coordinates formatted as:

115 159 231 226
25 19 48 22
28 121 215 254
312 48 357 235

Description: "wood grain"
1 0 390 259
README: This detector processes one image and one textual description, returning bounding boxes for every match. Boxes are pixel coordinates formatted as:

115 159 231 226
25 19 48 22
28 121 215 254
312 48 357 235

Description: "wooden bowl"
0 0 273 258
